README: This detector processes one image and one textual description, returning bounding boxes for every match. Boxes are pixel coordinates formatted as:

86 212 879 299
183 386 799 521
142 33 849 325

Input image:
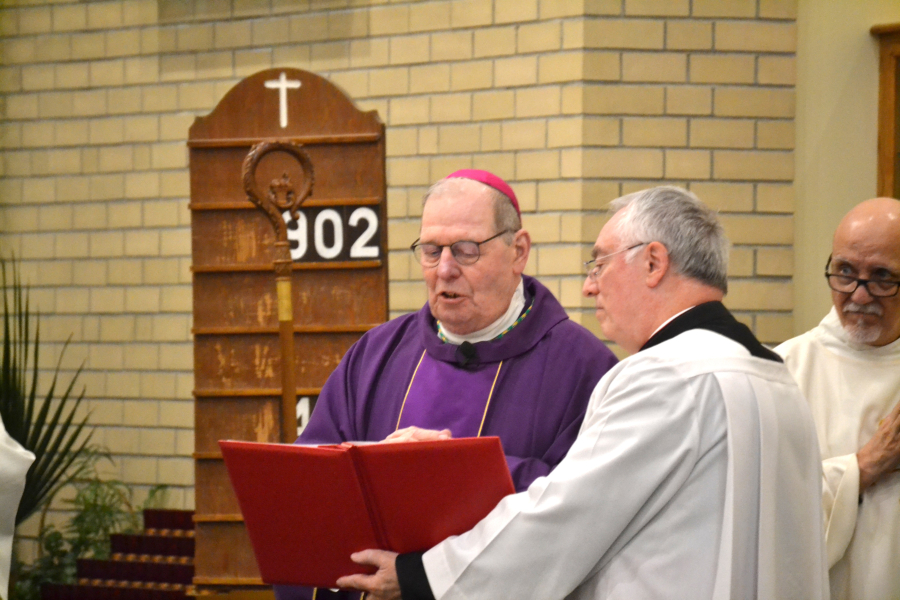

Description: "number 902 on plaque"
281 205 380 263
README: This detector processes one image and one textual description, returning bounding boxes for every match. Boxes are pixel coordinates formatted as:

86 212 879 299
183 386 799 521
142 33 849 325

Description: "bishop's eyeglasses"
410 230 513 267
824 255 900 298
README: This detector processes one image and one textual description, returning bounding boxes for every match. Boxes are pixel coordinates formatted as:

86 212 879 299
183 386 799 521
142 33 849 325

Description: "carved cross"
264 72 302 128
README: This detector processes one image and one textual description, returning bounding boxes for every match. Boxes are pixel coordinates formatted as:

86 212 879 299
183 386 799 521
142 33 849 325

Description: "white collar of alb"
439 279 525 345
649 305 696 339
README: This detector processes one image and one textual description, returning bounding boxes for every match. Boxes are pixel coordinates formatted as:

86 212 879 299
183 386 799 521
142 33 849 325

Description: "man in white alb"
776 197 900 600
335 186 829 600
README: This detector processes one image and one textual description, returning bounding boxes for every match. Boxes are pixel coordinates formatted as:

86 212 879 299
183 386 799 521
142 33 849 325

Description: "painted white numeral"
283 211 308 260
296 396 311 435
283 208 379 261
349 207 379 258
314 209 343 259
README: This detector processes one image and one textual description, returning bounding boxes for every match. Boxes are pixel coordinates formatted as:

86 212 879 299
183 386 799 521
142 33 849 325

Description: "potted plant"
0 257 93 599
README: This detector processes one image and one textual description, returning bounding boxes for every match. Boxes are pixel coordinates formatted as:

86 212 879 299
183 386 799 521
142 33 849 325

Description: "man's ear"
512 230 531 275
645 241 669 288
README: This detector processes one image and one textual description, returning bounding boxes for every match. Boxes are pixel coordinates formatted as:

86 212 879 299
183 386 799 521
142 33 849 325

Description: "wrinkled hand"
857 398 900 492
336 549 401 600
384 426 452 443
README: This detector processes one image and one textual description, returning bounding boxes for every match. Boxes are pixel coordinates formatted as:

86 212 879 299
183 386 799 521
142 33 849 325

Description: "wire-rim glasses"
824 255 900 298
410 230 513 267
584 243 648 281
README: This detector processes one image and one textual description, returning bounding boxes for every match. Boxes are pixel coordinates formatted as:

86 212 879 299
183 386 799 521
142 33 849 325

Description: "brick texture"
0 0 798 526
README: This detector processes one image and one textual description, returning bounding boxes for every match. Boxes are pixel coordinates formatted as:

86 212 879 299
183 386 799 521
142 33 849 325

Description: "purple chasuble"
396 352 499 437
297 275 618 489
275 276 618 600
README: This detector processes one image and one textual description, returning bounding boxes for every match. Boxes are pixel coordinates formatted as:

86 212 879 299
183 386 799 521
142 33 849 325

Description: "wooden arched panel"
189 68 387 592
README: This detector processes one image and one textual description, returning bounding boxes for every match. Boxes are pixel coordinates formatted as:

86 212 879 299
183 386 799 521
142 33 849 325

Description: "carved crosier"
242 141 315 242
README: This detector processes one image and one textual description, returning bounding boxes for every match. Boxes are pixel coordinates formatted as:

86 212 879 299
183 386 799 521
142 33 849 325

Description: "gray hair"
423 178 521 241
610 186 729 293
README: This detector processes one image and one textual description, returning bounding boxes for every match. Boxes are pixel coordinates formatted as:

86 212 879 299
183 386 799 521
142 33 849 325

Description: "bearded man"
776 197 900 600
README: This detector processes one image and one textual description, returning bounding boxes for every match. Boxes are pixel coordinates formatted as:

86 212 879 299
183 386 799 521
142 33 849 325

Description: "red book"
219 437 515 589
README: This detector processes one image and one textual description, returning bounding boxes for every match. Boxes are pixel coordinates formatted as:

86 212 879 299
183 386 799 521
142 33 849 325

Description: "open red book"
219 437 515 589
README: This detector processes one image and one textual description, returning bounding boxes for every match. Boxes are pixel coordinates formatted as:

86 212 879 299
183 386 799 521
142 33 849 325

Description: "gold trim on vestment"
395 350 428 431
477 361 503 436
395 350 502 438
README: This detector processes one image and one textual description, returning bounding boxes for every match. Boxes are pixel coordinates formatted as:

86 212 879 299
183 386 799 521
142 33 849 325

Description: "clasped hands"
858 398 900 492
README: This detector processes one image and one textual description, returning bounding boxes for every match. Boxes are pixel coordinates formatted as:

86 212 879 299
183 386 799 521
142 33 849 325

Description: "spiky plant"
0 257 93 525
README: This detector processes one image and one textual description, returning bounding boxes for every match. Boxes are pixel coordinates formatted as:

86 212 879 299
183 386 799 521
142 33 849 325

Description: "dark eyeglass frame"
584 243 648 281
410 230 513 267
824 255 900 298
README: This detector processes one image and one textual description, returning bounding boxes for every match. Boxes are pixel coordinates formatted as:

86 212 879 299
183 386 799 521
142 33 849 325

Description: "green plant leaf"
10 475 169 600
0 256 93 525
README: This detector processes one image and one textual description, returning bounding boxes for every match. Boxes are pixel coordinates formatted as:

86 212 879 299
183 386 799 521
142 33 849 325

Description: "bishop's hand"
336 550 401 600
384 426 452 443
857 397 900 492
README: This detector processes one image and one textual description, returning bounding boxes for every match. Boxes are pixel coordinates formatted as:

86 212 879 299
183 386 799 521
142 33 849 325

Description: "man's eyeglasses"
410 230 513 267
824 256 900 298
584 243 647 281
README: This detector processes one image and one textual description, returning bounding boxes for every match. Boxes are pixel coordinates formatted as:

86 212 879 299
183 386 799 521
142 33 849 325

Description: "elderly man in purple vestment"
274 170 618 600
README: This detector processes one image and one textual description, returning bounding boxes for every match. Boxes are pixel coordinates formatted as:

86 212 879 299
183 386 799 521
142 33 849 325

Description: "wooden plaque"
871 23 900 199
189 68 388 591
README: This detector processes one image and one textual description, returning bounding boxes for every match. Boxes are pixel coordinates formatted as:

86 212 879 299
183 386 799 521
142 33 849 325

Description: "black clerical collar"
640 301 782 362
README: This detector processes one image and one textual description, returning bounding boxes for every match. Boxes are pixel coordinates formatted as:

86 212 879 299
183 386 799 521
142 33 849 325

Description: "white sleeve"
422 359 705 600
0 417 35 598
821 453 860 568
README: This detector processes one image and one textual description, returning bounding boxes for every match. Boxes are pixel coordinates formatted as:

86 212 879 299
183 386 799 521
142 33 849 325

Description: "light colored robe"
0 416 34 599
423 328 828 600
777 308 900 600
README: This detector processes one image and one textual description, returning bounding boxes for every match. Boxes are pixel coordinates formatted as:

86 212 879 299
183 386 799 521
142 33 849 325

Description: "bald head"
835 198 900 249
829 197 900 346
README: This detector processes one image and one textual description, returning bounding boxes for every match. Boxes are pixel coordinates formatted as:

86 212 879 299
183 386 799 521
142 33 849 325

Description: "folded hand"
384 426 452 443
336 549 401 600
